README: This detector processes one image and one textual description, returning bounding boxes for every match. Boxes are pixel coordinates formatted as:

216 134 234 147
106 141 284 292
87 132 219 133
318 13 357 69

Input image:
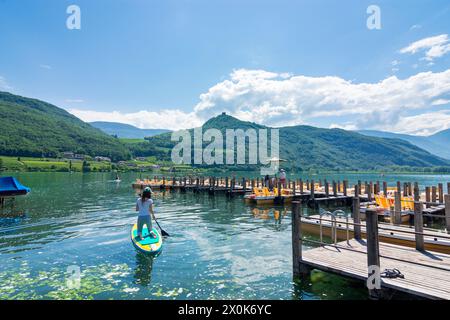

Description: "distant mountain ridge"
357 129 450 160
141 113 450 171
90 121 170 139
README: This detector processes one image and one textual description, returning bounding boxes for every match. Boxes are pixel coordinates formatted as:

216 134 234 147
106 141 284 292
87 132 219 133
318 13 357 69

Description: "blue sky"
0 0 449 134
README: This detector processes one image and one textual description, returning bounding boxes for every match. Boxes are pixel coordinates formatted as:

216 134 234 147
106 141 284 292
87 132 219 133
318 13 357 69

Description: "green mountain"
141 113 450 171
90 121 170 139
358 130 450 160
0 92 131 161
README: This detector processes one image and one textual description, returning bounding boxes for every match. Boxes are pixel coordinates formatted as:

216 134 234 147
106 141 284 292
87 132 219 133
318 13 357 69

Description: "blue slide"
0 177 31 197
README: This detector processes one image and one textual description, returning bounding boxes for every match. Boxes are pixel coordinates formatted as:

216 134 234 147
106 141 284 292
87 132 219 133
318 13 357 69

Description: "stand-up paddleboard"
131 223 163 255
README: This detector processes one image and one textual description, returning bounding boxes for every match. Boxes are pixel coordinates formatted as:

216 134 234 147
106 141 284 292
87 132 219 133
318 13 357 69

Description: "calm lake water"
0 172 449 300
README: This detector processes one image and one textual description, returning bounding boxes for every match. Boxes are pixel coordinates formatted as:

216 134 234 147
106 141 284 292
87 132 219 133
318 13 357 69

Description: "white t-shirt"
137 198 153 216
280 172 286 180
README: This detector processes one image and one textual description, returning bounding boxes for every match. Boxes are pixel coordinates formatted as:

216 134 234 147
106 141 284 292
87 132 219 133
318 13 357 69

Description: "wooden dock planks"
301 239 450 299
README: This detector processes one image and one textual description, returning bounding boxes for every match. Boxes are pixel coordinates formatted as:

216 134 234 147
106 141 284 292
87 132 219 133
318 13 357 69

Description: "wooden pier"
291 200 450 299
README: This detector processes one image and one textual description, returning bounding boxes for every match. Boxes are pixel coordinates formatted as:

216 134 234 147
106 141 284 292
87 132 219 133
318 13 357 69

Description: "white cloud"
400 34 450 61
65 99 84 103
68 68 450 135
39 64 52 70
390 111 450 136
70 108 202 130
193 68 450 134
0 76 12 91
410 24 422 31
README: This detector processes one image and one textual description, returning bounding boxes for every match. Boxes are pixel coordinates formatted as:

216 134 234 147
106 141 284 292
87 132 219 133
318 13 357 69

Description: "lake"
1 172 449 300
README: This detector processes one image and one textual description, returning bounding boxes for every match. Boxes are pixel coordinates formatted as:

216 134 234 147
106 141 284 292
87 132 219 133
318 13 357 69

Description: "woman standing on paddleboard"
136 187 156 240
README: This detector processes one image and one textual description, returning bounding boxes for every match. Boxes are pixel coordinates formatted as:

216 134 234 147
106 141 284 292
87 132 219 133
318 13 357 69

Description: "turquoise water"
0 172 448 300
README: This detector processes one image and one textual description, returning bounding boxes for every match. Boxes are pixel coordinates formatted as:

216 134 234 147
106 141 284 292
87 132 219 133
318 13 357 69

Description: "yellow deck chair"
380 196 390 209
253 187 262 196
273 187 279 196
374 195 382 207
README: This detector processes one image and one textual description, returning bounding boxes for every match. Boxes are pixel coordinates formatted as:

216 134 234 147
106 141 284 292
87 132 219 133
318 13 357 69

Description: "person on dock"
135 187 156 240
264 175 270 188
279 169 287 188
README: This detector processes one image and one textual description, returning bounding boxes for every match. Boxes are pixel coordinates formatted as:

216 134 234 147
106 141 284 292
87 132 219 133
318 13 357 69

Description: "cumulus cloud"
70 108 202 130
68 68 450 135
193 68 450 134
400 34 450 61
0 76 12 91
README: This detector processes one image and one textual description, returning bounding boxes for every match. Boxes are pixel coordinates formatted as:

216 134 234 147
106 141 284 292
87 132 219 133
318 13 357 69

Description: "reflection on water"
1 172 447 299
134 253 154 287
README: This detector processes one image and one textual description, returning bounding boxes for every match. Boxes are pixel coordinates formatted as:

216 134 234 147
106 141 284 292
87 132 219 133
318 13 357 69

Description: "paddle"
153 217 170 237
152 208 170 237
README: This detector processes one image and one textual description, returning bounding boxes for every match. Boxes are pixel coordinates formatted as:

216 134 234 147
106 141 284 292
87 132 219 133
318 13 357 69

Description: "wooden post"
333 181 337 197
403 182 408 197
366 208 380 299
369 181 373 200
425 186 431 208
353 187 361 240
343 180 348 196
438 183 443 203
383 181 387 197
225 177 229 189
310 180 315 200
325 180 329 198
300 179 303 193
432 186 437 204
445 194 450 234
414 200 424 251
291 201 306 278
447 182 450 195
397 181 401 194
293 181 296 194
358 180 362 195
408 182 413 196
394 191 402 225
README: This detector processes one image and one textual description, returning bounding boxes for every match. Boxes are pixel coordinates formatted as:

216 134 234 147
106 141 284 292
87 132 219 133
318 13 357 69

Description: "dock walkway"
302 239 450 299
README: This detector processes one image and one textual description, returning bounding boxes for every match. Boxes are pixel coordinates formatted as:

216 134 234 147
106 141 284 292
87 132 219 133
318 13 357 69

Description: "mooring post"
367 182 372 202
394 191 402 225
292 201 308 278
343 180 348 197
432 186 437 205
366 208 381 299
325 180 329 198
445 194 450 234
447 182 450 195
353 185 361 240
383 181 387 197
358 180 362 195
310 180 315 200
414 200 425 251
292 201 301 277
408 182 413 196
293 181 296 194
333 181 337 197
225 177 229 189
397 181 401 194
299 179 304 193
425 186 431 208
438 183 443 203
